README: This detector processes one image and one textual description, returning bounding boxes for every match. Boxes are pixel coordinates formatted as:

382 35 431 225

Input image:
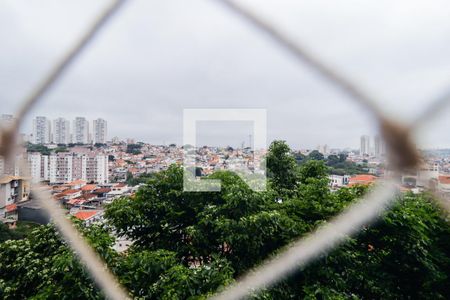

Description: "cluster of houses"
329 162 450 199
109 143 266 181
108 144 183 181
49 179 133 223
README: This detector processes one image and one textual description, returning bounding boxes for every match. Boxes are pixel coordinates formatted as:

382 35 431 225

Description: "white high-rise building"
93 118 107 144
374 135 386 157
28 153 42 182
32 116 51 144
53 118 70 144
94 154 108 183
27 153 49 183
317 144 329 155
360 135 370 156
73 117 89 144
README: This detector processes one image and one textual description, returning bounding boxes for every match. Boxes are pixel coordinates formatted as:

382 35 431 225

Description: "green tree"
106 166 303 275
0 223 21 242
307 150 324 161
117 250 233 299
266 140 299 194
0 224 108 299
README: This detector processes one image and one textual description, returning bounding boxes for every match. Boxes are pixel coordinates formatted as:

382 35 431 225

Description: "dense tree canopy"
266 140 299 194
1 140 450 299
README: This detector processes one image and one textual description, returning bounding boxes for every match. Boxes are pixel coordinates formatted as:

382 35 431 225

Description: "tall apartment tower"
93 118 107 144
360 135 370 156
374 135 386 157
32 116 51 144
53 118 70 144
73 117 89 144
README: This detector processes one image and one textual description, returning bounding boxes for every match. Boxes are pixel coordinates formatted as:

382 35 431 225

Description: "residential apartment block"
53 117 71 144
0 176 29 224
27 151 109 184
32 116 51 144
73 117 90 144
93 118 107 144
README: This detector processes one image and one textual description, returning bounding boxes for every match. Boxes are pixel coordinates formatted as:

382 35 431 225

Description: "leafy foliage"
1 140 450 299
0 225 105 299
25 142 51 155
266 140 299 194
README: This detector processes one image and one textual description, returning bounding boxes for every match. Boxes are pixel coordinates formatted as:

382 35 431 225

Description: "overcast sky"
2 0 450 149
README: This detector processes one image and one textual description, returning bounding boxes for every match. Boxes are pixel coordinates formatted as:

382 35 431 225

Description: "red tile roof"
94 188 111 194
67 199 85 205
439 175 450 184
5 204 17 212
74 210 99 221
75 193 97 201
61 189 80 196
348 174 377 186
67 179 86 187
81 184 97 191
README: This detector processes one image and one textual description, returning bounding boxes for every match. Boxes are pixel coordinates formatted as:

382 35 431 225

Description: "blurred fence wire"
1 0 449 299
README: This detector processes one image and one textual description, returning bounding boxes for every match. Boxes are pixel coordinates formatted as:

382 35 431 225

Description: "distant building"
72 210 103 226
27 152 49 183
328 174 350 188
53 117 70 144
49 153 73 183
374 135 386 157
348 174 377 186
317 144 329 155
73 117 89 144
417 163 439 187
32 116 51 144
438 175 450 193
93 118 107 144
0 155 23 177
32 151 109 184
0 176 29 224
360 135 370 156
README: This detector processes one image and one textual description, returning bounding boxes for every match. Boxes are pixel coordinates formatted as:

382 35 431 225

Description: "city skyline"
23 115 108 145
3 113 448 151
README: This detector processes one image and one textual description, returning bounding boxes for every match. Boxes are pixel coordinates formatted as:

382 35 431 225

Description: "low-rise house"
348 174 377 187
111 183 129 193
67 179 87 190
93 187 111 198
417 163 439 187
81 184 98 193
0 176 29 224
438 175 450 193
55 189 82 201
73 210 104 226
328 175 350 188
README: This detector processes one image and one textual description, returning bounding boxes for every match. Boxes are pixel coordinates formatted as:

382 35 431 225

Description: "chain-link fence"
1 0 450 299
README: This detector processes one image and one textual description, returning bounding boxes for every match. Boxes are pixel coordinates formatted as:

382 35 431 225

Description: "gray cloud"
2 0 450 148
